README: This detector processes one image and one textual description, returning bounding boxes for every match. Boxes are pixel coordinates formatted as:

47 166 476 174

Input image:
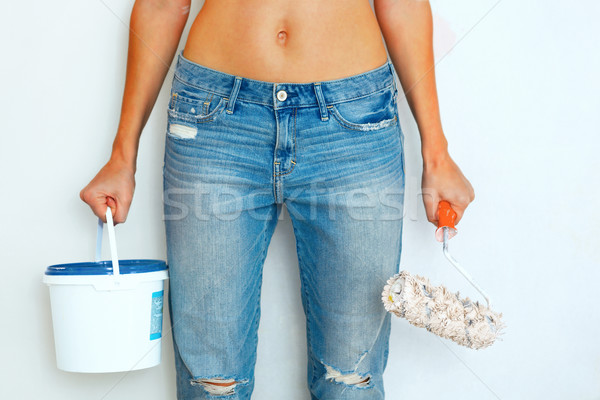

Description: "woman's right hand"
77 0 190 224
80 157 136 225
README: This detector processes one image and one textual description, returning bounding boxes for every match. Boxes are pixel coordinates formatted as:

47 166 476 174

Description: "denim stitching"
273 85 395 111
292 224 316 387
177 58 390 87
326 85 395 106
173 93 213 106
272 102 281 202
203 93 213 115
174 73 230 99
176 71 395 109
275 107 297 177
168 98 227 124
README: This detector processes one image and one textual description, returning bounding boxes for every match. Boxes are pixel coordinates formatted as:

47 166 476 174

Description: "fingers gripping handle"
435 201 458 242
95 207 121 279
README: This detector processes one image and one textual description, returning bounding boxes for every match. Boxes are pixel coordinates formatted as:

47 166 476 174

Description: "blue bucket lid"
45 259 167 276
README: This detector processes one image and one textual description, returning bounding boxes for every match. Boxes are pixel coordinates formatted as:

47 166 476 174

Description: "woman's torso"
183 0 389 83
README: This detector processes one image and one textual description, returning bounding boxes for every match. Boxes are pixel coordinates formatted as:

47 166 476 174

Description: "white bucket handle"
95 207 121 280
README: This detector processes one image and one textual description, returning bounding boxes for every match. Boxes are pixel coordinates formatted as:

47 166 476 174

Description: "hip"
163 51 405 205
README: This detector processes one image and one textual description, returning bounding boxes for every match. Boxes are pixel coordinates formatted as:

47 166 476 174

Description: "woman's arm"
373 0 475 225
80 0 191 223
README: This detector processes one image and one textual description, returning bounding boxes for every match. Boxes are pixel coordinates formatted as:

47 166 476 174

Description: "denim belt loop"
313 82 329 121
226 77 243 114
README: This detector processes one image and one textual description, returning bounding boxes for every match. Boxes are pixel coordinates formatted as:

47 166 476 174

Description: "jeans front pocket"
328 85 398 132
166 77 228 140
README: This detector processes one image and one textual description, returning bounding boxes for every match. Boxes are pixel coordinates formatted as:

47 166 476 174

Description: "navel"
277 30 288 45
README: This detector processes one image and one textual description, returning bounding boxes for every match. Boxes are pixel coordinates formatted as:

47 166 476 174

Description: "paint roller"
382 201 506 349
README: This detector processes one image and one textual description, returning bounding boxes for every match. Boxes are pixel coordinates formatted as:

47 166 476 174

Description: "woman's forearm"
374 0 475 225
112 0 191 172
374 0 448 164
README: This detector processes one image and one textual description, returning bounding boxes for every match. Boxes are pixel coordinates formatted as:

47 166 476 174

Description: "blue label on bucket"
150 290 164 340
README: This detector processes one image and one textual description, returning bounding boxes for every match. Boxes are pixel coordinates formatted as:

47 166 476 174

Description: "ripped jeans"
163 51 405 399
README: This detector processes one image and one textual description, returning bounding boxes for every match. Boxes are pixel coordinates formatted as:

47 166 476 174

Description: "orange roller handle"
437 201 457 230
435 201 458 242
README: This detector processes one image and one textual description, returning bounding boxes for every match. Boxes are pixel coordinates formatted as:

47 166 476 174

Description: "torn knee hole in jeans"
324 364 371 388
191 378 240 396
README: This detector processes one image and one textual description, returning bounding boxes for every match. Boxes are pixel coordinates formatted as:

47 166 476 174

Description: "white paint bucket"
43 209 169 373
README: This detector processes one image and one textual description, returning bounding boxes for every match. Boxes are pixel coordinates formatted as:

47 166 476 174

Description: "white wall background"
1 0 599 399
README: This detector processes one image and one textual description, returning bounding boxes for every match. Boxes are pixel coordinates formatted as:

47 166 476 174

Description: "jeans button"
277 90 287 101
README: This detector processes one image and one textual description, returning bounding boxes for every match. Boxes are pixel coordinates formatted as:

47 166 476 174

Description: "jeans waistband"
173 51 397 110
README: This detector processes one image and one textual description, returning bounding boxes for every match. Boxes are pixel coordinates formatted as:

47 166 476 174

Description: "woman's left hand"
421 151 475 226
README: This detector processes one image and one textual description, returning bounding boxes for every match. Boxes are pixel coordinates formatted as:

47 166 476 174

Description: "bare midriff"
183 0 389 83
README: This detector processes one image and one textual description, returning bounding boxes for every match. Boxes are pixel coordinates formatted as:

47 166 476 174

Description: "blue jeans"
163 52 405 399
